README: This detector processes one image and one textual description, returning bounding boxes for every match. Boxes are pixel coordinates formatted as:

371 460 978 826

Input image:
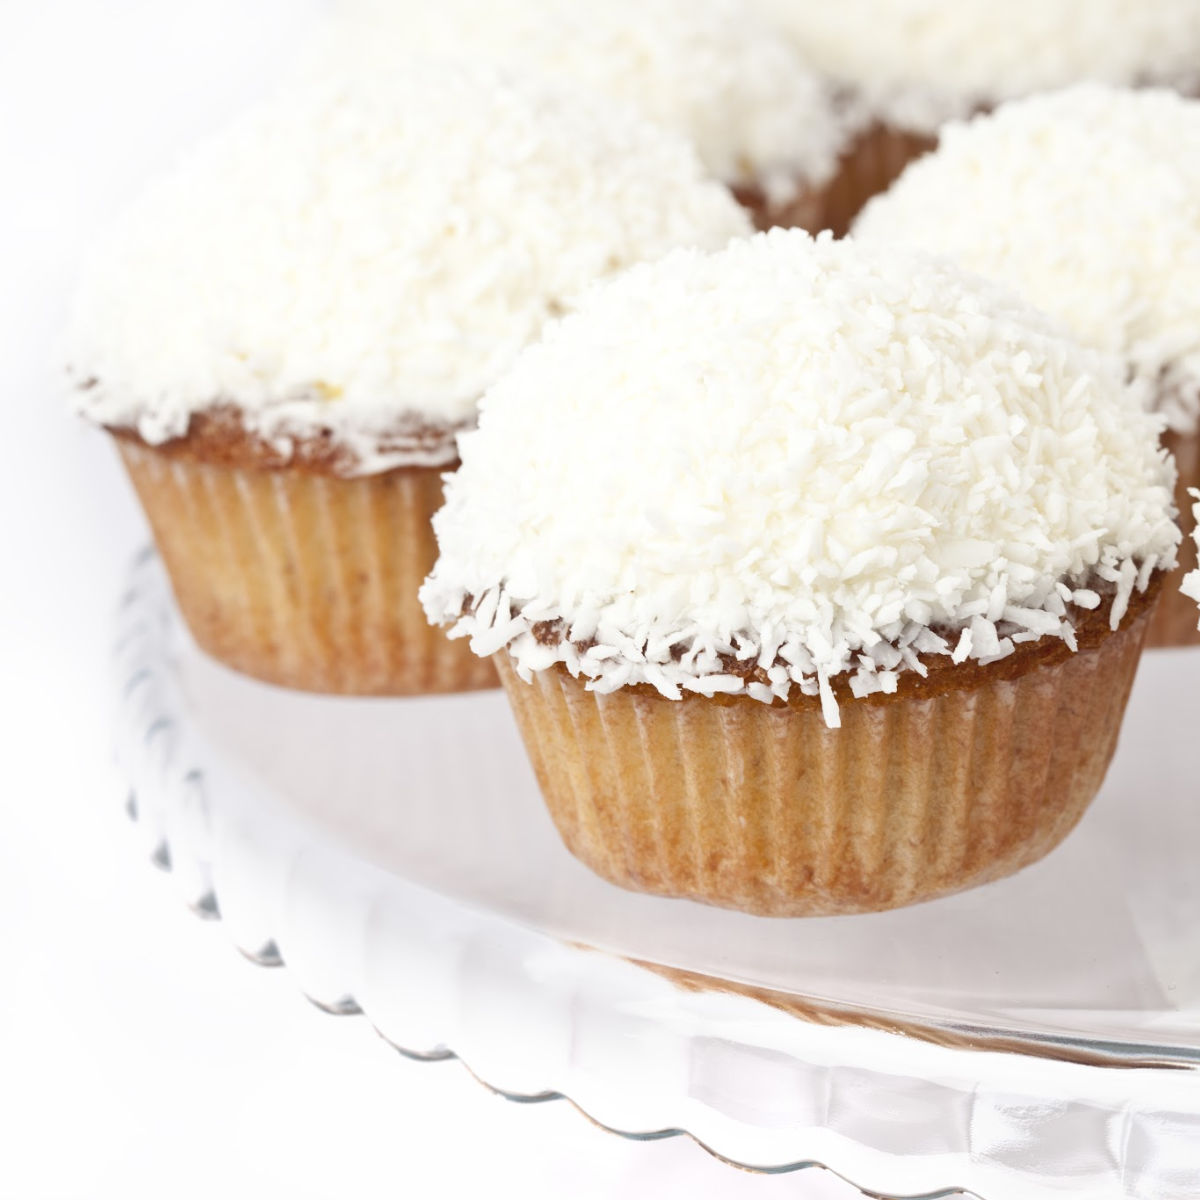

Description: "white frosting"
310 0 846 204
854 86 1200 435
69 65 750 474
1183 491 1200 623
423 230 1179 727
751 0 1200 133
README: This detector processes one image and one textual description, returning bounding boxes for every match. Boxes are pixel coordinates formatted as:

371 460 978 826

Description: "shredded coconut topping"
1183 490 1200 625
750 0 1200 134
69 65 749 474
309 0 847 204
854 86 1200 434
422 230 1179 727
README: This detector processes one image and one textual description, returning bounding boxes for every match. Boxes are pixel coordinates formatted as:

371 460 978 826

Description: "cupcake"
422 230 1179 917
69 65 749 695
750 0 1200 231
854 84 1200 647
306 0 851 233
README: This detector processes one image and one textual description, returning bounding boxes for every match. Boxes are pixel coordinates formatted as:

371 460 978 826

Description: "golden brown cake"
1180 490 1200 630
810 125 936 237
496 587 1155 915
1149 431 1200 646
114 419 493 694
423 231 1180 916
729 123 934 236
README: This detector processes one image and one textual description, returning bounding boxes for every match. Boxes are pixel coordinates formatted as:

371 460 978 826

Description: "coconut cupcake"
855 84 1200 647
69 65 749 695
422 230 1178 917
308 0 850 233
750 0 1200 230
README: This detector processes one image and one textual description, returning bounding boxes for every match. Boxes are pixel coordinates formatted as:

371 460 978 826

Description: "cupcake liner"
1147 429 1200 648
817 123 937 237
117 436 497 695
496 603 1152 917
734 182 826 234
733 125 933 236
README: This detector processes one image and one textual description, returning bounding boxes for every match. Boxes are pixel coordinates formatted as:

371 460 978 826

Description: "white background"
0 5 861 1197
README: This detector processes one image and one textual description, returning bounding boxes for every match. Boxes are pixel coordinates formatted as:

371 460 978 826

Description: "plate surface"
115 551 1200 1200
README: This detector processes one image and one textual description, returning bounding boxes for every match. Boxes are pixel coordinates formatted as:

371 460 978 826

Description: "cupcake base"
496 592 1155 916
117 433 497 695
733 125 934 236
821 123 936 236
1147 428 1200 647
732 181 826 235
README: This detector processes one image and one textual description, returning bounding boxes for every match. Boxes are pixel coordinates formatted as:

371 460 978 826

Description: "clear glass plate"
115 551 1200 1200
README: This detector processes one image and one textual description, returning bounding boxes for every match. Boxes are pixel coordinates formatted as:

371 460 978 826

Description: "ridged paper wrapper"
1147 429 1200 648
117 436 496 695
496 598 1155 917
735 125 935 237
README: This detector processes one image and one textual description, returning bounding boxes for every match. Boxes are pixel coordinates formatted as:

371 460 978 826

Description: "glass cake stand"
114 550 1200 1200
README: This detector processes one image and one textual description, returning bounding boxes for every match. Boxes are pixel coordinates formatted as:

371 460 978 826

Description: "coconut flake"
856 85 1200 434
422 231 1179 727
304 0 848 200
751 1 1200 135
68 64 749 474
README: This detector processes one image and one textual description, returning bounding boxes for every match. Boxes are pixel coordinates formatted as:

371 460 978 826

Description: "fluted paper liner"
1148 429 1200 648
734 183 826 236
734 125 935 237
497 605 1152 916
818 124 935 237
117 438 496 695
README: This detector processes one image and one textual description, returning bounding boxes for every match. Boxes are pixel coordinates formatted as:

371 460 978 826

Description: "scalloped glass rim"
113 551 1200 1200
